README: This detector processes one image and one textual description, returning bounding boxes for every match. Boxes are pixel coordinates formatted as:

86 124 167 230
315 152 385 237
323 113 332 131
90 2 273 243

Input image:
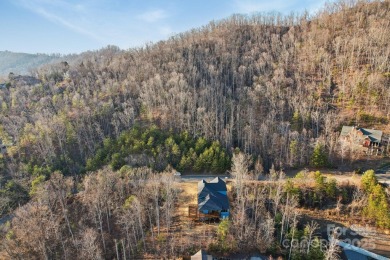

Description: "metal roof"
198 177 227 195
198 178 229 212
191 249 213 260
198 189 229 211
340 126 354 137
340 126 382 143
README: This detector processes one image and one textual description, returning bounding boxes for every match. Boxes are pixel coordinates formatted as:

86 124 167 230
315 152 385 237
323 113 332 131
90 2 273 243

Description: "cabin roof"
198 177 229 212
340 126 354 137
198 177 227 194
340 126 382 143
191 249 213 260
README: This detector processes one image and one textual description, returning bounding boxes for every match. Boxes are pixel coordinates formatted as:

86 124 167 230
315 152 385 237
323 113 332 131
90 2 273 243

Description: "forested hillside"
1 0 388 175
0 0 389 258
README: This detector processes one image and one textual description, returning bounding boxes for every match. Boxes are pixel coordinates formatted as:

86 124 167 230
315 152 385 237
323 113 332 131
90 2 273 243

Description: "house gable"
197 178 229 218
340 126 383 145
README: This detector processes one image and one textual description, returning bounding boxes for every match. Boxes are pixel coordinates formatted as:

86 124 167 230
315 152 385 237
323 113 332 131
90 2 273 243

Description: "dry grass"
170 180 219 256
321 171 362 186
176 182 198 205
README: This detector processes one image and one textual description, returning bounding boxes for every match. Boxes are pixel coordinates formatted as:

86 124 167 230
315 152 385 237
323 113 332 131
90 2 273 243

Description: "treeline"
285 170 349 208
2 169 179 259
286 169 390 228
203 153 390 259
2 124 230 217
216 154 389 259
0 51 67 76
1 151 388 258
86 125 230 173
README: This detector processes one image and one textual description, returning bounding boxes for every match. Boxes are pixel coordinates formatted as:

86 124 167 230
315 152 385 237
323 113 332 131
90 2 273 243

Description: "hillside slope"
0 0 388 176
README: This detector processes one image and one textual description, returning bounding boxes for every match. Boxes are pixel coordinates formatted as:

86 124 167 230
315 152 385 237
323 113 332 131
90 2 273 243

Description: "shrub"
361 170 377 192
361 170 390 228
310 144 329 168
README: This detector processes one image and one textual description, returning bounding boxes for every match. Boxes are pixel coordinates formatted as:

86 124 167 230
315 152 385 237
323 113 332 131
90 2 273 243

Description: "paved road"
0 214 12 225
178 170 390 185
376 173 390 185
178 174 230 182
376 165 390 185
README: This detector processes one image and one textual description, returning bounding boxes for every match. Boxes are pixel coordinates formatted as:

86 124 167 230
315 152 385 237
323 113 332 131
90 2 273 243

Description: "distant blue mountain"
0 51 72 76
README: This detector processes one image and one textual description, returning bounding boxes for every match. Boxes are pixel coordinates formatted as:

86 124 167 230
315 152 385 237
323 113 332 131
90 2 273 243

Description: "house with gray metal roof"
197 177 229 220
340 126 383 147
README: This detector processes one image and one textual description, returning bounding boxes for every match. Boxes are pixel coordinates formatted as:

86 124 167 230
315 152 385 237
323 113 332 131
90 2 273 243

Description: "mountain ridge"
0 50 77 76
0 0 388 173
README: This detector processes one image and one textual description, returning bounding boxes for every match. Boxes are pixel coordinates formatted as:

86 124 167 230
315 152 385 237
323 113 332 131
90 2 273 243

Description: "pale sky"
0 0 331 54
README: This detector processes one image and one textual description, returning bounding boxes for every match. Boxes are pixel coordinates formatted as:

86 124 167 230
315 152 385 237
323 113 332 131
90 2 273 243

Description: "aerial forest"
0 0 389 258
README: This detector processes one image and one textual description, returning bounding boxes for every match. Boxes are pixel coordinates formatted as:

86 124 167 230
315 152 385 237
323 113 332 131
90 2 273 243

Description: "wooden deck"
188 204 198 218
188 204 220 220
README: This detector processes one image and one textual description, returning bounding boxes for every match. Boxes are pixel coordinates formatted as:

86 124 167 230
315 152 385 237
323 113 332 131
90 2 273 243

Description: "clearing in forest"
172 180 219 253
